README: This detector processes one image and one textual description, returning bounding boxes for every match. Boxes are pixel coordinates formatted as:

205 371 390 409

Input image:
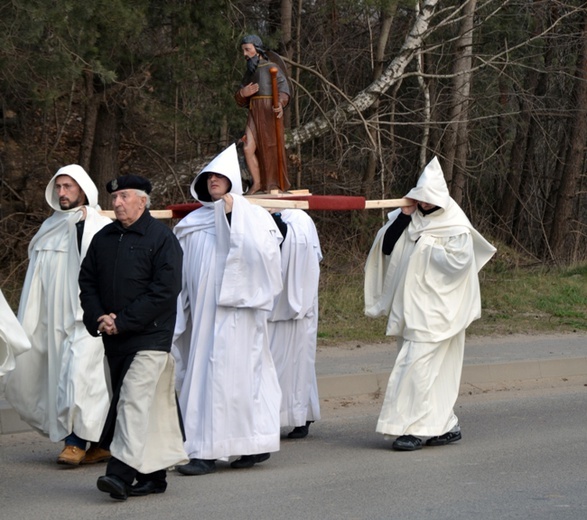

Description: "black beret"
106 175 152 194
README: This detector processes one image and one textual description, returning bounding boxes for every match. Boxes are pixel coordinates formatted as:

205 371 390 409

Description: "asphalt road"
1 381 586 520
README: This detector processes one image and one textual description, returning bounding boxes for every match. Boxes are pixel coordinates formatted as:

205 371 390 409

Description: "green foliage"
0 0 151 105
151 0 245 145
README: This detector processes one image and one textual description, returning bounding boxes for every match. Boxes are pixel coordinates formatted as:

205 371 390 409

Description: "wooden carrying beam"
100 209 174 219
101 197 410 219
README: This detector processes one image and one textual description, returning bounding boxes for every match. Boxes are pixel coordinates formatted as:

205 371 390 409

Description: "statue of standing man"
235 35 291 194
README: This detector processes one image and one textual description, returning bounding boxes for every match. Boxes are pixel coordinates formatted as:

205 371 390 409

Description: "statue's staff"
270 67 287 192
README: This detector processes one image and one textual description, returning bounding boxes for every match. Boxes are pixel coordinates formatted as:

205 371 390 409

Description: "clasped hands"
97 313 118 336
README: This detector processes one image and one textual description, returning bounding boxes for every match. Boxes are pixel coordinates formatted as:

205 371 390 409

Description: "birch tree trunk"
288 0 439 147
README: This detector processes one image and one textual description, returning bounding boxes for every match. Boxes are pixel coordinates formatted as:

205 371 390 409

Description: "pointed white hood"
407 156 496 270
190 144 243 204
45 164 99 211
404 156 451 210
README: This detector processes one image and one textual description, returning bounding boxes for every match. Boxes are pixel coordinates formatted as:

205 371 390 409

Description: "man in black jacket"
79 175 187 500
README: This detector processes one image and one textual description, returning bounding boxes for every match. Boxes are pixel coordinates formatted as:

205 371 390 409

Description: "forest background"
1 0 586 341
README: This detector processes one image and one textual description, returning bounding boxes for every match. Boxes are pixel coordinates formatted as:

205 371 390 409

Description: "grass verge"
317 262 587 346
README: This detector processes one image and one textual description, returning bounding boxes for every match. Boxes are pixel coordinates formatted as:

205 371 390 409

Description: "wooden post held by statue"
270 66 287 192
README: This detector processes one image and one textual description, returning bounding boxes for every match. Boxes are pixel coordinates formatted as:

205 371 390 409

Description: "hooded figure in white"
268 209 322 437
172 144 283 473
0 289 31 377
364 157 496 450
5 165 111 455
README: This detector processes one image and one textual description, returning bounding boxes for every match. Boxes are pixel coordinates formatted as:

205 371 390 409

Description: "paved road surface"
1 381 586 520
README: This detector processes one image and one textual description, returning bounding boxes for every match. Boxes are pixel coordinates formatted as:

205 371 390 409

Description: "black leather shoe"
129 480 167 497
177 458 217 476
97 474 129 500
426 430 462 446
392 435 422 451
230 453 270 469
287 421 313 439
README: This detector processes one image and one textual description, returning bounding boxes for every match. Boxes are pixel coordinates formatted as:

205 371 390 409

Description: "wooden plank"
100 209 174 219
364 198 410 209
246 198 310 209
245 189 311 199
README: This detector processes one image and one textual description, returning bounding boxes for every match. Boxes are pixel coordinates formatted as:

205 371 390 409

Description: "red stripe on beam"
167 203 201 219
167 195 368 218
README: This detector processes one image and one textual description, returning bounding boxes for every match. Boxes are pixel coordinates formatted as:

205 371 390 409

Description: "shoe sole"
57 458 84 465
177 465 216 476
177 468 216 476
97 478 128 500
129 488 167 497
231 453 271 469
287 430 309 439
80 457 111 465
391 444 422 451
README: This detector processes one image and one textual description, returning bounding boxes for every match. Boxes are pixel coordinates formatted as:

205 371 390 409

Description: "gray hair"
135 189 151 208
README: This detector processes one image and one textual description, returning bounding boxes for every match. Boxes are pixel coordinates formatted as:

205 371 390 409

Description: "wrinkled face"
54 175 85 210
241 43 257 60
207 173 230 201
111 189 146 227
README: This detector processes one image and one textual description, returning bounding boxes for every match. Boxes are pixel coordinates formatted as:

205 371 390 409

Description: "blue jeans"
64 432 87 450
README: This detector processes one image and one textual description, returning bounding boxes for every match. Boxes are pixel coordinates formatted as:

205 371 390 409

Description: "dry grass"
317 244 587 346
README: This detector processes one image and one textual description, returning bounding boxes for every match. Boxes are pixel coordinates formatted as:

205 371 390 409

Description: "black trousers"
107 456 166 486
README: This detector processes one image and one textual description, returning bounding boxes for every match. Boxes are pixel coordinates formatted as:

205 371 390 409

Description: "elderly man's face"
111 189 146 228
54 175 85 210
207 173 230 201
241 43 257 60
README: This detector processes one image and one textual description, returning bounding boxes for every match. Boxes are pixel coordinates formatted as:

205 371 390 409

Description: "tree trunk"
548 10 587 262
442 0 476 206
281 0 294 130
362 3 398 199
90 102 123 209
79 70 100 173
281 0 294 64
498 0 547 242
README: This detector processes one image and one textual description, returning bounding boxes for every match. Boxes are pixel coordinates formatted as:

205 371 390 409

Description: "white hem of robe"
268 209 321 427
376 332 464 437
173 196 283 460
0 289 31 377
4 206 110 442
110 351 188 474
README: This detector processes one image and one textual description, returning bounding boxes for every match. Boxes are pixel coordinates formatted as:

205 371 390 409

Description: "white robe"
365 158 496 438
0 289 31 377
5 204 111 442
111 351 188 473
172 195 283 460
268 210 322 427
